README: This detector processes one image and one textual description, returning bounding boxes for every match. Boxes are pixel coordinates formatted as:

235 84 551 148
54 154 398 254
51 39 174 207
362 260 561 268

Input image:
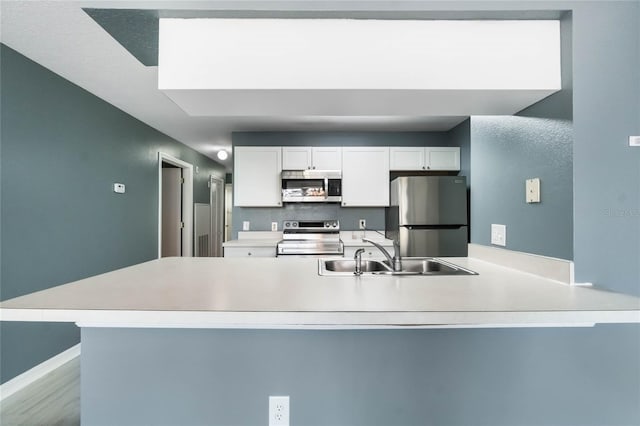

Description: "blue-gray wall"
83 326 640 425
231 131 466 237
0 44 225 383
572 3 640 295
469 11 573 260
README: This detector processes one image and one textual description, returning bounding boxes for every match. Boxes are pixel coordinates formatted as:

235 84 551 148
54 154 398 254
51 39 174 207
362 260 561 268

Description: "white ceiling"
0 1 559 171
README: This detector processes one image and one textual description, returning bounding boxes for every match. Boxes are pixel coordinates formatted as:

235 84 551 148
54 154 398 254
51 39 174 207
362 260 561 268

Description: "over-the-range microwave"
281 170 342 203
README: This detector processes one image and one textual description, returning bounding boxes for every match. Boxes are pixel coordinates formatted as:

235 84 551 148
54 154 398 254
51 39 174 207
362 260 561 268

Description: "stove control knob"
284 222 290 228
292 222 298 227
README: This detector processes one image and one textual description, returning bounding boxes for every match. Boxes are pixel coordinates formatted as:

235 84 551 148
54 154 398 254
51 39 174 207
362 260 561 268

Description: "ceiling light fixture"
217 150 229 161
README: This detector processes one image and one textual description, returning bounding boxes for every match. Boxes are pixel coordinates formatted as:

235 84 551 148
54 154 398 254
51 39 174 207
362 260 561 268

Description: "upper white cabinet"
282 146 342 170
341 147 390 207
234 146 282 207
390 147 460 171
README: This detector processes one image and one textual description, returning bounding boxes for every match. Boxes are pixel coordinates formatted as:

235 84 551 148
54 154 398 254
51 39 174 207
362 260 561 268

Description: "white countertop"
1 257 639 329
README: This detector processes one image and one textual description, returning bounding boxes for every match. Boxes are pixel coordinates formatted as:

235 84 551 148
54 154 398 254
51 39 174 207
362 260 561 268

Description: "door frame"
158 152 194 258
209 175 225 257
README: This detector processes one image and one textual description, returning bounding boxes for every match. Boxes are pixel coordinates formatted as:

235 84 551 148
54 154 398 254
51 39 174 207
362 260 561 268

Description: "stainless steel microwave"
281 170 342 203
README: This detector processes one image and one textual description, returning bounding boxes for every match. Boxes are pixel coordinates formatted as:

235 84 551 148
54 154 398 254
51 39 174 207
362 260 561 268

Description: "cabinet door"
425 147 460 171
282 147 312 170
234 146 282 206
223 247 276 257
311 147 342 170
341 147 390 207
390 147 425 170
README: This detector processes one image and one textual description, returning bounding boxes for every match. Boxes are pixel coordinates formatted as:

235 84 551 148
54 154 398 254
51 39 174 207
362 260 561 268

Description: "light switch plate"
629 136 640 147
271 222 278 231
243 221 250 231
491 224 506 246
113 183 125 194
526 178 541 203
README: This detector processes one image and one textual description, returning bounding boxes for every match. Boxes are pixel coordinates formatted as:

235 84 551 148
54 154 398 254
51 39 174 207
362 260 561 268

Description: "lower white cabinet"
223 247 276 257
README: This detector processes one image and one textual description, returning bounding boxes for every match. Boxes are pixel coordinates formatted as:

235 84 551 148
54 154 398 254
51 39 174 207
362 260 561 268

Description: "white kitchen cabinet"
390 146 460 171
425 147 460 171
311 147 342 170
233 146 282 207
223 246 276 257
341 147 390 207
389 147 425 170
282 146 342 170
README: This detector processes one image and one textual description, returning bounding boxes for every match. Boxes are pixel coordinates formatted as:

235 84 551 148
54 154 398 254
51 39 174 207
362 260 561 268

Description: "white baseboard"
0 343 80 401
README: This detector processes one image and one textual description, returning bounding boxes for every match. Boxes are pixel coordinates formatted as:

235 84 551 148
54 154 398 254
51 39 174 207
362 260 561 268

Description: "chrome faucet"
354 248 365 275
362 238 403 271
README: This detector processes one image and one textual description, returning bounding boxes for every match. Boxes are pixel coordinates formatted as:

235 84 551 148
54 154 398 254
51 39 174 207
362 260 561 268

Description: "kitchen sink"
318 258 477 276
323 259 392 273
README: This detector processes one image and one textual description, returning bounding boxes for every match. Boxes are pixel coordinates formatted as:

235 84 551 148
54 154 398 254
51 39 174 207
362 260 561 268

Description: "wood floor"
0 357 80 426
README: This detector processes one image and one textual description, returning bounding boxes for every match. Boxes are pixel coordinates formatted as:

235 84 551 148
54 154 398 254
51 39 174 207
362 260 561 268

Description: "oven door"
276 240 344 257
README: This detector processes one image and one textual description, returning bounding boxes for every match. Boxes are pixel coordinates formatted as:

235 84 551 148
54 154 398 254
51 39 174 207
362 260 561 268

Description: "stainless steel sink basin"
323 259 391 273
318 258 477 276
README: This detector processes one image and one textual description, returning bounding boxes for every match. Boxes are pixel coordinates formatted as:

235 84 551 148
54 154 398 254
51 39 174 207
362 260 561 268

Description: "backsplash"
232 204 384 239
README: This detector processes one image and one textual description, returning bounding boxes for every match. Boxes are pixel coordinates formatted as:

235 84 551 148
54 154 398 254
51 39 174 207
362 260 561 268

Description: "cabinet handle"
248 252 252 256
422 166 426 170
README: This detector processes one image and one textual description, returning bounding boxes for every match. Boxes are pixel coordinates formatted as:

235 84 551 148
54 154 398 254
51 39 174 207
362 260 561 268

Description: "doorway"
158 152 193 258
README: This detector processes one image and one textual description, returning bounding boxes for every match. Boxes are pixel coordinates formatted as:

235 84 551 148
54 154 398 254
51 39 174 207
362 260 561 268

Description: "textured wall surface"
470 115 573 259
0 44 225 382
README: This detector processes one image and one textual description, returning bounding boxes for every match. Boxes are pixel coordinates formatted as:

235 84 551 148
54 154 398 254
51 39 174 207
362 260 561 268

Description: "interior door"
210 176 225 257
161 167 182 257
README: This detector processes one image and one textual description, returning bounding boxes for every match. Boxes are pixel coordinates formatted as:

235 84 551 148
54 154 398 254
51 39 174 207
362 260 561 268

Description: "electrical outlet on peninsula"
269 396 289 426
359 219 366 230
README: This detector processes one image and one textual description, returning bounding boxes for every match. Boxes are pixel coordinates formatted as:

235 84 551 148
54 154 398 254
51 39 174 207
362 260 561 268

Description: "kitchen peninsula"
2 251 639 423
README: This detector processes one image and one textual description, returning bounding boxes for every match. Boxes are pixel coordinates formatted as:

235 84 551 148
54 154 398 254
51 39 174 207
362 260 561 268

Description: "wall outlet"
243 221 250 231
269 396 289 426
630 136 640 147
491 224 507 246
359 219 366 230
271 222 278 232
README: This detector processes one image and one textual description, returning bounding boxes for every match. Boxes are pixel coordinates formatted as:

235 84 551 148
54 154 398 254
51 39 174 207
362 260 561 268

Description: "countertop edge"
2 308 639 329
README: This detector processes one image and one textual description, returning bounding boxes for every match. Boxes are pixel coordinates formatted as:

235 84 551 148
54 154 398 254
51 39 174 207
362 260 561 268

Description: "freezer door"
391 176 467 225
399 226 468 257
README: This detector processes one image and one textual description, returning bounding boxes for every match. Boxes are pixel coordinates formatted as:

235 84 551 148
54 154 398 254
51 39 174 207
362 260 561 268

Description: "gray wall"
231 131 465 237
469 12 573 260
0 44 225 383
572 2 640 295
82 326 640 426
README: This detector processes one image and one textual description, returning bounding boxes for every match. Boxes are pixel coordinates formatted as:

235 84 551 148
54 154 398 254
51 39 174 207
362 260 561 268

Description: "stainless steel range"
276 220 344 257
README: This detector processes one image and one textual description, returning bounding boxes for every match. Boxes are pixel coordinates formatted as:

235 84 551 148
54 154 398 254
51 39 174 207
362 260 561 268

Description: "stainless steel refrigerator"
386 176 468 257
